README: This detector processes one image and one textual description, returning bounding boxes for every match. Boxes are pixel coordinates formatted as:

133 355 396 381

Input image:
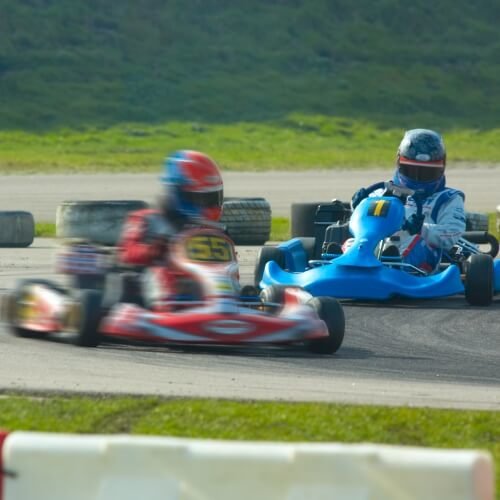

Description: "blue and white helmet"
394 129 446 195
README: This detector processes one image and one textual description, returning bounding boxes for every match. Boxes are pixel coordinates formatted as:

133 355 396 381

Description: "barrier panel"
1 432 494 500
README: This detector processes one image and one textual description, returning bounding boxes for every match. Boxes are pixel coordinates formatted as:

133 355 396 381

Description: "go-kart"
1 226 345 354
256 182 500 306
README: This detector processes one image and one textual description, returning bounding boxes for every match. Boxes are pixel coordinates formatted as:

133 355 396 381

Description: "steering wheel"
361 180 424 220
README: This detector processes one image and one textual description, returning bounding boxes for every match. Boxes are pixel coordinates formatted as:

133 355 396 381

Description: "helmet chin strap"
393 171 445 196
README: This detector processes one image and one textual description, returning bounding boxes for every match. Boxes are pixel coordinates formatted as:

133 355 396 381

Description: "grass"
2 1 500 130
1 118 500 173
35 222 57 238
0 394 498 495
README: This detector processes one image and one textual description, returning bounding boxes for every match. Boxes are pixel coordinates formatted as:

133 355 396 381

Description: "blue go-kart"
255 182 500 306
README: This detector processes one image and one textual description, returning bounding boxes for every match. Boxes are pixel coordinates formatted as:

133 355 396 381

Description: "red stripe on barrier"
0 430 9 500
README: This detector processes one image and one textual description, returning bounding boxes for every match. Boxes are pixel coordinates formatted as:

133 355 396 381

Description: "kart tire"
73 289 103 347
221 197 271 245
464 254 494 306
3 279 66 338
465 212 489 232
307 296 345 355
56 200 149 246
254 246 285 287
0 211 35 248
291 202 326 238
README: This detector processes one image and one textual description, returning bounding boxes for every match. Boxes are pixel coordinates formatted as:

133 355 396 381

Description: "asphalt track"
0 171 499 409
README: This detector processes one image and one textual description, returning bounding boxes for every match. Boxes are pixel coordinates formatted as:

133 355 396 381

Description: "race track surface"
1 240 499 410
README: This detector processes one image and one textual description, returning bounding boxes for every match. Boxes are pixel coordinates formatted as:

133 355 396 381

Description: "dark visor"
399 164 444 182
182 190 223 207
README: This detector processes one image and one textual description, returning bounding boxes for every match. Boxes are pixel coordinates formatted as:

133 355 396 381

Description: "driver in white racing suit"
351 129 466 272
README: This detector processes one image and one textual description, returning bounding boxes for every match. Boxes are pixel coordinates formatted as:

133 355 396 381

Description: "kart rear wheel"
73 289 103 347
464 254 494 306
307 297 345 354
254 245 285 287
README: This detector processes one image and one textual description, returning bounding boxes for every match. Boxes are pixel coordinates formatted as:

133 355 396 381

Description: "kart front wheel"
2 279 64 338
464 254 494 306
73 289 103 347
307 297 345 354
254 246 285 287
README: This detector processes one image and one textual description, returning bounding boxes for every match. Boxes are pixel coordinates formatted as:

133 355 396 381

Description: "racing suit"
117 208 185 309
383 188 466 272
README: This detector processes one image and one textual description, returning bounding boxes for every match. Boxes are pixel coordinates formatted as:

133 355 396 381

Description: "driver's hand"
402 213 425 235
351 187 368 209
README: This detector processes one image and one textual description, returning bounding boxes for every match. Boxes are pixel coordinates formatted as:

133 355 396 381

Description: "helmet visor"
399 163 444 182
182 189 223 208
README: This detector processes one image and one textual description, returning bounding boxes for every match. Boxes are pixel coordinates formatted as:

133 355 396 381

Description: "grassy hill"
1 0 500 131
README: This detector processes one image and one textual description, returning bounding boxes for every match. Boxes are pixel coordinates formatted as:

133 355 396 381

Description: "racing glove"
351 187 368 209
402 213 425 235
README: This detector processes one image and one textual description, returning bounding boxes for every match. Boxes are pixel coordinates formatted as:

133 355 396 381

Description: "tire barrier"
0 432 493 500
465 212 489 232
0 211 34 248
55 200 149 246
221 197 271 245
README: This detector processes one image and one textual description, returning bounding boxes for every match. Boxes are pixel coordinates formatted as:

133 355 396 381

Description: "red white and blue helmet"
161 150 224 222
394 129 446 194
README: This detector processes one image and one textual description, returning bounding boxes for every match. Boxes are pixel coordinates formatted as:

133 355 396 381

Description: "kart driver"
350 129 466 272
117 150 224 307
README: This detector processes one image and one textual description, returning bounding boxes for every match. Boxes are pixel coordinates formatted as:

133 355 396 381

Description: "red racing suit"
118 208 176 267
117 208 184 307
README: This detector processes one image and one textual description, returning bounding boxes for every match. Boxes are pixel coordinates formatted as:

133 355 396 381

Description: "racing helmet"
394 129 446 194
161 150 224 222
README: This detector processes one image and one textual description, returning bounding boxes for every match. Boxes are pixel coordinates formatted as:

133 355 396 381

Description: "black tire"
73 289 103 347
307 296 345 354
221 198 271 245
0 211 35 248
56 200 148 246
464 254 494 306
3 279 66 338
254 246 286 287
291 202 327 238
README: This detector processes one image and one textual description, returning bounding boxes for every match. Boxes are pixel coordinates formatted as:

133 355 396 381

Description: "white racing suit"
384 188 466 272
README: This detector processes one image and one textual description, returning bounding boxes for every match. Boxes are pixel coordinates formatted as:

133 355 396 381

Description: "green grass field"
2 117 500 173
2 1 500 131
0 394 498 495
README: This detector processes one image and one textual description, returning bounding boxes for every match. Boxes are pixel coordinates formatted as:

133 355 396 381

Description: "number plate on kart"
185 235 234 262
368 200 391 217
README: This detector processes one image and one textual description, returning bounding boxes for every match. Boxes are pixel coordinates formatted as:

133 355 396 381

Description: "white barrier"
0 432 494 500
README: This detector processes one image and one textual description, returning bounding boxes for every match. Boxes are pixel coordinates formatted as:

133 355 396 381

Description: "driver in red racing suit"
117 150 224 308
